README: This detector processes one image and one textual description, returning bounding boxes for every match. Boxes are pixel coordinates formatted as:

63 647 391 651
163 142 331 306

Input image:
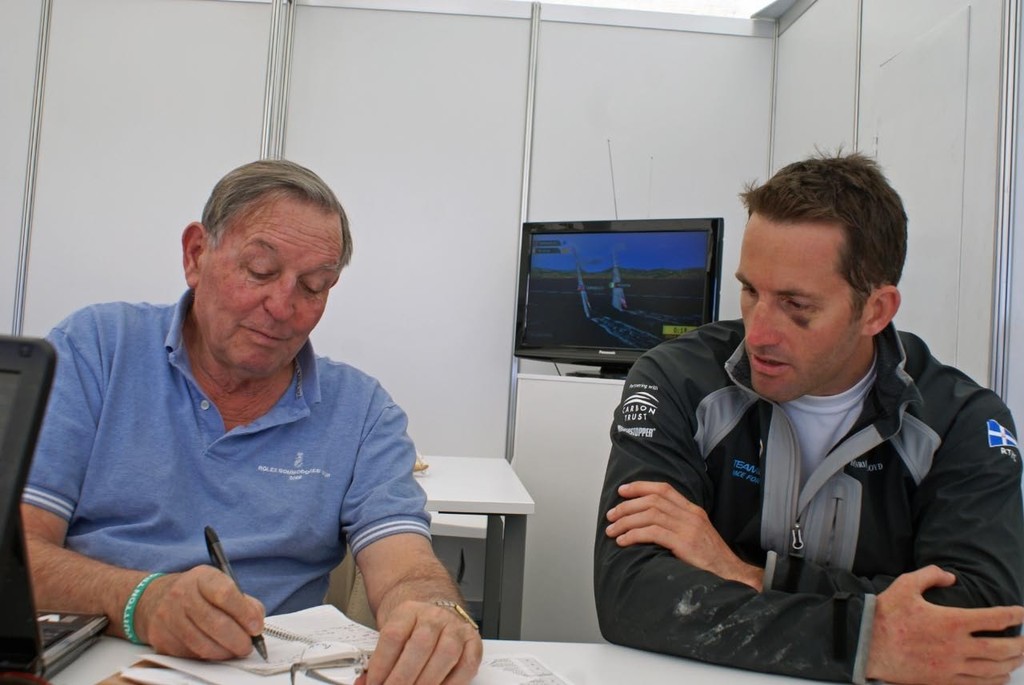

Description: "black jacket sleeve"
594 355 868 681
593 347 1024 683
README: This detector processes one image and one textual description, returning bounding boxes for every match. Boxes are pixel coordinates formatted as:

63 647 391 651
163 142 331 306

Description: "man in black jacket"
595 152 1024 684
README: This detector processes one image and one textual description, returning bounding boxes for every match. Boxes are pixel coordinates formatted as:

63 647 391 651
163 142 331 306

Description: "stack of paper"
122 605 374 685
118 604 575 685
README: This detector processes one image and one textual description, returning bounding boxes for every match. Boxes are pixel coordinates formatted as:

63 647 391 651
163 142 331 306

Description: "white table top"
487 640 823 683
51 634 1024 684
39 635 822 684
502 641 1024 684
417 455 535 516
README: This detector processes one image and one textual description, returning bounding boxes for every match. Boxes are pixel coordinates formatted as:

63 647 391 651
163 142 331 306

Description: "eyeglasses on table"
288 642 368 685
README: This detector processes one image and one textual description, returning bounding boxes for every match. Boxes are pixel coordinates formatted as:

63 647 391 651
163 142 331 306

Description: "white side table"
417 455 535 639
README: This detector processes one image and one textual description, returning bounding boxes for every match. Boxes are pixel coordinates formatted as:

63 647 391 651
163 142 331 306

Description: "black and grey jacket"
594 319 1024 683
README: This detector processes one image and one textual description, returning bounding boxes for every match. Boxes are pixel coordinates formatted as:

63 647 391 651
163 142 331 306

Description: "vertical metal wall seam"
991 0 1020 397
504 2 541 464
275 0 297 158
852 0 862 149
261 0 284 159
766 17 778 175
13 0 53 336
953 8 973 365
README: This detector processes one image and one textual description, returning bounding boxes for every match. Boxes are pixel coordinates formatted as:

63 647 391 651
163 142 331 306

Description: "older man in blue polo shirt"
20 159 481 685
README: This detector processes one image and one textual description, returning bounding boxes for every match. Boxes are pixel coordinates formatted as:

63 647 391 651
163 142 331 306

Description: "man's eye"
301 280 329 295
249 269 274 280
784 299 809 312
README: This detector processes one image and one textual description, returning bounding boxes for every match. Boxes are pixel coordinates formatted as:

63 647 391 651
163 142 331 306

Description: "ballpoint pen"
204 525 269 661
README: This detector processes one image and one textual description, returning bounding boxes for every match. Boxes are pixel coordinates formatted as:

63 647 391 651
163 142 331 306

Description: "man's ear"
182 222 207 288
860 285 901 337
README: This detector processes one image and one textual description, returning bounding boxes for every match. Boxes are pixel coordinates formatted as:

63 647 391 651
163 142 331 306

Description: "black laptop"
0 335 107 676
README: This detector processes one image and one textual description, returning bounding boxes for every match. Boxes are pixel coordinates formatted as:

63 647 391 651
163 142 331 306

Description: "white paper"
122 606 572 685
230 605 374 675
120 666 211 685
126 605 376 685
476 654 574 685
259 604 379 653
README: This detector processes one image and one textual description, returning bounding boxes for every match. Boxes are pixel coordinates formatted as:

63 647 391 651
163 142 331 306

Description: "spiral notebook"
128 605 377 684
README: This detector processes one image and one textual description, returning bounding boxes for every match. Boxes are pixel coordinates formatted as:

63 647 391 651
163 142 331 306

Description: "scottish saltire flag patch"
987 419 1018 448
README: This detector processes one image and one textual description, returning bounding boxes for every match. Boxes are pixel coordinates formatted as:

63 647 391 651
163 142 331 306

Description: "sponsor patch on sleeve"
619 386 659 423
616 424 656 439
987 418 1020 462
616 384 660 439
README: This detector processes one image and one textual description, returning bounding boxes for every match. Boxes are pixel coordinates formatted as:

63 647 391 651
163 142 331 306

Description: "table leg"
480 514 504 638
498 514 526 639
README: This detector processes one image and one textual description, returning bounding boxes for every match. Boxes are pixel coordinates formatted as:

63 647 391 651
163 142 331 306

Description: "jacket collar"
723 321 922 439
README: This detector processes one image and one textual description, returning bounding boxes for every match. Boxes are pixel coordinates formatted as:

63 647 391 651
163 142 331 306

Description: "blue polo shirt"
23 292 431 615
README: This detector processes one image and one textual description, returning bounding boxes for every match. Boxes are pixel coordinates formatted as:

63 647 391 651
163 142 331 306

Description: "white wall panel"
0 0 42 335
22 0 270 336
859 0 1004 384
527 18 774 325
871 9 969 375
773 0 858 168
285 6 530 459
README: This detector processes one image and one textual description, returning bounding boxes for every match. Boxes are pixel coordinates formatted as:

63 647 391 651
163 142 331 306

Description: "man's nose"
744 300 781 348
264 280 296 320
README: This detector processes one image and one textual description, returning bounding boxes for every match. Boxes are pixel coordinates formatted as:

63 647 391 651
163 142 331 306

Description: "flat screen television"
513 218 724 378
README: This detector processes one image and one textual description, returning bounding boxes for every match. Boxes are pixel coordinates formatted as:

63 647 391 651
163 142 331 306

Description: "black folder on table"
0 335 107 676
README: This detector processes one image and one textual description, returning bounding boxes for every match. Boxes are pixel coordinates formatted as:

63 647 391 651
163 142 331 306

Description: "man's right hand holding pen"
130 565 267 660
125 526 267 660
20 505 266 662
205 526 268 661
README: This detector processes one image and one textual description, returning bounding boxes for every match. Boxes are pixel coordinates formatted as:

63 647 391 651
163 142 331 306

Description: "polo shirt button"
200 400 210 410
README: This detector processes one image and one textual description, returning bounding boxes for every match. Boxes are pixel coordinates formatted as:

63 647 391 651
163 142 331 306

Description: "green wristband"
122 572 165 645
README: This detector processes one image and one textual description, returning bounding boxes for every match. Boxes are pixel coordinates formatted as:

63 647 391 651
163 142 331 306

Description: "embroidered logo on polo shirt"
257 452 331 481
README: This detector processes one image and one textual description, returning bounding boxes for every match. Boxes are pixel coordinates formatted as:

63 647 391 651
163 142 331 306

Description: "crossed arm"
602 481 1024 685
22 505 480 684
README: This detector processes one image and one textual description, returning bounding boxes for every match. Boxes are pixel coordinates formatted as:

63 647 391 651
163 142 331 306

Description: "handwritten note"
477 655 574 685
121 606 574 685
125 605 375 685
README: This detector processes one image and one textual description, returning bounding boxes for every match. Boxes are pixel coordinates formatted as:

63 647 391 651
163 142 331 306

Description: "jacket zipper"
790 519 805 558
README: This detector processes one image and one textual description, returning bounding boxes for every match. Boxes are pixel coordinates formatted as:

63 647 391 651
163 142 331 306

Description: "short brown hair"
202 159 352 269
740 151 907 310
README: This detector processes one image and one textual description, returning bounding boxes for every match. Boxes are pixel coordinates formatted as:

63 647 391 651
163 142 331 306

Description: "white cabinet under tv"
510 372 624 643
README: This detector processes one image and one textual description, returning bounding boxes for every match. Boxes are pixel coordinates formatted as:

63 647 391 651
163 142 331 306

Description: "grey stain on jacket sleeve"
683 596 785 655
672 585 710 618
659 584 822 675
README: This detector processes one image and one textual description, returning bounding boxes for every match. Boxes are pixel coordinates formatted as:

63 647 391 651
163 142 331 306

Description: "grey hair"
201 159 352 269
